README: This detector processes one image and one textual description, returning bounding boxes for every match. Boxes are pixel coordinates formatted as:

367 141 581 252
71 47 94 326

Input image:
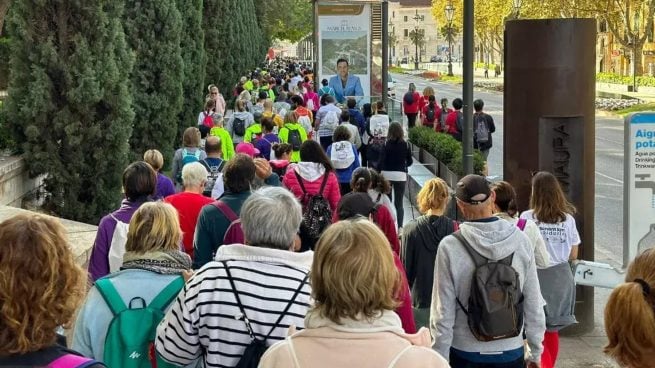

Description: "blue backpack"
176 148 201 184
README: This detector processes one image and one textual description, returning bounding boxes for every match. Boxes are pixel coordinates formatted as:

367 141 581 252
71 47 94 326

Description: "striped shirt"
156 245 313 368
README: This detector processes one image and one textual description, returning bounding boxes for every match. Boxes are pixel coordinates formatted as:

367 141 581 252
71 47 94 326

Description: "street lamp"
445 3 455 76
512 0 522 18
412 10 424 70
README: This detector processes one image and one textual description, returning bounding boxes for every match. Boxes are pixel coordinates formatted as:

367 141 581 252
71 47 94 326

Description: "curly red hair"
0 214 86 355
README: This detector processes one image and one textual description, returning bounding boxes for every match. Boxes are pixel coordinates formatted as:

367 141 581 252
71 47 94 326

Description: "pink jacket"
282 163 341 214
260 311 450 368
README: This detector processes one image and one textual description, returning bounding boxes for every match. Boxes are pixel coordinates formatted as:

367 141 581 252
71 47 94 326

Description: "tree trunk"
0 0 11 36
635 42 645 76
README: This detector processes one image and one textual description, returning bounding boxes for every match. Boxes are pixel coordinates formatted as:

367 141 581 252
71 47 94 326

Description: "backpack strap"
318 172 330 196
222 261 258 340
293 169 308 195
49 354 105 368
148 276 185 312
95 278 128 316
212 200 238 224
264 272 309 339
517 218 527 231
451 231 487 267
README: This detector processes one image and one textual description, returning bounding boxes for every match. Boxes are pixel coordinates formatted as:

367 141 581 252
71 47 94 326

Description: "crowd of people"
0 58 651 368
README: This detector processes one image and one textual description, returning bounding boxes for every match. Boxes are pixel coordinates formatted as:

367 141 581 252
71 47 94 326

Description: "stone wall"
0 156 97 266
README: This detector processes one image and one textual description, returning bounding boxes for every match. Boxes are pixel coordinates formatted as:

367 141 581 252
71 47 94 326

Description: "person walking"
143 149 175 200
431 175 546 368
88 162 157 281
444 98 464 141
0 214 104 367
164 163 213 259
327 125 360 195
73 202 192 365
172 127 207 189
520 171 580 368
381 122 413 230
604 248 655 368
259 219 448 368
402 83 421 129
401 178 457 329
314 95 341 151
226 100 255 146
283 140 341 251
473 99 496 173
157 187 312 368
365 101 390 171
278 111 308 163
491 181 550 269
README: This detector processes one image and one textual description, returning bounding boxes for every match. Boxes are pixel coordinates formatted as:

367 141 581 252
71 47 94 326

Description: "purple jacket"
156 172 175 199
88 200 147 281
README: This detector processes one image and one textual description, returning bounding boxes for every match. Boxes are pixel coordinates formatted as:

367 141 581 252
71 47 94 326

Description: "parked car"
430 56 438 62
401 57 408 64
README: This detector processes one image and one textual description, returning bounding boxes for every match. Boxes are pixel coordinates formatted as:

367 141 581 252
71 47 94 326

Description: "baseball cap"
455 175 491 205
337 192 376 220
235 142 260 158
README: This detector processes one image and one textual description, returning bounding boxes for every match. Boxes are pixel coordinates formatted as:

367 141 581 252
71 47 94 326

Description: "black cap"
456 175 491 205
337 192 375 219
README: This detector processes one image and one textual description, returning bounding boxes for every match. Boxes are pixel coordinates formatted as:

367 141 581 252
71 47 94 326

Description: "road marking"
596 171 623 184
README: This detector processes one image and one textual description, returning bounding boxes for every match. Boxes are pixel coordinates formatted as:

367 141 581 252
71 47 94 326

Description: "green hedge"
596 72 655 87
0 37 9 90
409 126 485 177
0 102 15 151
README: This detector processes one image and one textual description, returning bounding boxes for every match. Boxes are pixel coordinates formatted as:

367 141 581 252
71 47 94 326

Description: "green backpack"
95 277 184 368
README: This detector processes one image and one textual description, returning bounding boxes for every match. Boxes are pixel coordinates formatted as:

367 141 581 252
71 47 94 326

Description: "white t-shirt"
520 210 580 267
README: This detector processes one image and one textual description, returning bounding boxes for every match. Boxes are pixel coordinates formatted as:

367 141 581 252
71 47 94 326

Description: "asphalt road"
391 72 625 266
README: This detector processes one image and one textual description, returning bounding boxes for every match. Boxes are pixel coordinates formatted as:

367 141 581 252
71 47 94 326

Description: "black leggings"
389 180 406 227
406 113 419 129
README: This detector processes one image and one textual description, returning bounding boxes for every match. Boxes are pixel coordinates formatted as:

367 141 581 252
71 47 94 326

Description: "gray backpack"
453 232 524 342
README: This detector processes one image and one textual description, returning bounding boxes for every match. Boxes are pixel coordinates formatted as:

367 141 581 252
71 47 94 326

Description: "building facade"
389 0 443 64
597 18 655 77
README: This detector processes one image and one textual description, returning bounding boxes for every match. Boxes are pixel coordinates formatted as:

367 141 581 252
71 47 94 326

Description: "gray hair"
182 162 208 188
240 187 302 250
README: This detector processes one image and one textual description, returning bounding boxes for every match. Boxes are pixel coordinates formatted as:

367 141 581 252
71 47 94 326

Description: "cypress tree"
124 0 183 162
5 1 134 224
176 0 205 143
204 0 268 94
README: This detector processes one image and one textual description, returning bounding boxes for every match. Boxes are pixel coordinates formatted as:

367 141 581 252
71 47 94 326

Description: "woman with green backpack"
72 202 194 368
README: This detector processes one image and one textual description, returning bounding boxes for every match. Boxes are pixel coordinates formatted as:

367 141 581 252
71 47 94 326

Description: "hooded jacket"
282 162 341 214
431 218 546 362
401 215 456 308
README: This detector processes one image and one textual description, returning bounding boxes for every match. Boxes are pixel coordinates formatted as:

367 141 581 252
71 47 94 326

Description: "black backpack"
200 159 225 197
367 136 386 171
452 232 524 342
222 261 308 368
287 127 302 151
426 105 436 123
233 116 246 137
295 170 332 240
403 91 414 105
474 113 490 144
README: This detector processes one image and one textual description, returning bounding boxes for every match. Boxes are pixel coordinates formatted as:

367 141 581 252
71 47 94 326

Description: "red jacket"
445 110 463 140
418 95 429 113
282 166 341 214
421 103 438 128
164 192 213 258
332 205 415 333
402 92 421 114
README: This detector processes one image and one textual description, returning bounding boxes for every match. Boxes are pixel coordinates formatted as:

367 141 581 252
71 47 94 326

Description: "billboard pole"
462 0 474 175
382 0 389 107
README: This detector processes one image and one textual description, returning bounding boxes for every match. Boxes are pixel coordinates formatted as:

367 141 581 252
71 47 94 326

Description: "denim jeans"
449 350 525 368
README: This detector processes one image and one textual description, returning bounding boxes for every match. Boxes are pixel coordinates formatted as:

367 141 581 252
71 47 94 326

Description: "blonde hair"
125 202 182 254
417 178 450 214
422 86 435 97
182 126 201 147
143 149 164 171
285 110 298 124
312 219 400 323
605 248 655 368
0 214 86 355
182 162 208 188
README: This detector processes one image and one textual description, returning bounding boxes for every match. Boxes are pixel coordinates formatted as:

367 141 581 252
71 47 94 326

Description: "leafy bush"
421 71 441 79
408 126 485 177
596 72 655 87
0 37 9 89
0 102 15 151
